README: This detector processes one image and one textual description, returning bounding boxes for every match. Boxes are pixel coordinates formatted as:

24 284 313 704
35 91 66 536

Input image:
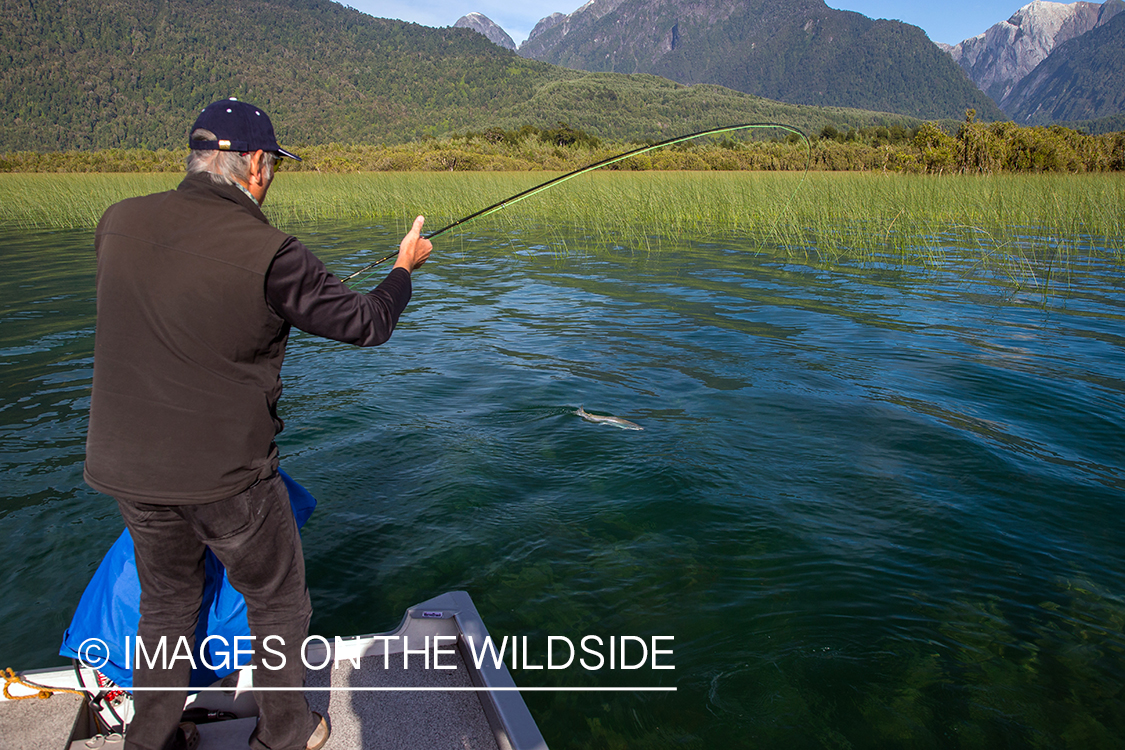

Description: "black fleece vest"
85 174 292 504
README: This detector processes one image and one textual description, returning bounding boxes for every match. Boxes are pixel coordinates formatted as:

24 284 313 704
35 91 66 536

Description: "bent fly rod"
339 121 811 285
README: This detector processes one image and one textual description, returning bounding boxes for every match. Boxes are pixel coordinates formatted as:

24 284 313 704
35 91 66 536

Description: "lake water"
2 221 1123 748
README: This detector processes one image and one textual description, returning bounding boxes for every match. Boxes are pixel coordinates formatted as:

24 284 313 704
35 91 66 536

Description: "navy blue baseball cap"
189 98 302 161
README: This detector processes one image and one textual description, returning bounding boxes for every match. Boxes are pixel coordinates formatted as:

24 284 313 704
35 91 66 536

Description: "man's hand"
394 215 433 273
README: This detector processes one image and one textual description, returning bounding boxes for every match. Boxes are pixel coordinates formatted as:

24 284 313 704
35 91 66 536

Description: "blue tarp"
59 470 316 689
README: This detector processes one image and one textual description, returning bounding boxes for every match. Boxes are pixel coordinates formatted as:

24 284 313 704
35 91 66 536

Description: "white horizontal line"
122 686 676 692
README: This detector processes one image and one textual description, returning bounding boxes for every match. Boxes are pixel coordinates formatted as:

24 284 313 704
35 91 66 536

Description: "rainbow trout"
576 407 643 431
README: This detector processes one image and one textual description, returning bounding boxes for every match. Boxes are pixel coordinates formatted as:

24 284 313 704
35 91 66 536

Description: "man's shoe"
307 712 330 750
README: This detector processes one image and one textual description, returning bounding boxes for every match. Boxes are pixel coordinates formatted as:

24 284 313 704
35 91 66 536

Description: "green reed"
0 173 181 230
268 172 1125 262
2 172 1121 281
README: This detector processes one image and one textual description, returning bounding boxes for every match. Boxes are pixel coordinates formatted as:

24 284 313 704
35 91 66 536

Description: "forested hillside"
0 0 920 151
1 0 542 149
518 0 1005 121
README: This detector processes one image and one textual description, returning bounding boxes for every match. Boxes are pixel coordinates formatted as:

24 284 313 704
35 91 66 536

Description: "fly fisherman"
83 98 432 750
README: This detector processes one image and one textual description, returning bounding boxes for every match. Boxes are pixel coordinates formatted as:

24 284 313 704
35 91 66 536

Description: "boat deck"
1 592 546 750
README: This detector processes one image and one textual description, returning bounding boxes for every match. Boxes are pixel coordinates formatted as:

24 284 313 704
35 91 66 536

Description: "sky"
339 0 1044 47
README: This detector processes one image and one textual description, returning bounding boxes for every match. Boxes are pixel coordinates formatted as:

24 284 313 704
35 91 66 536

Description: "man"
84 98 432 750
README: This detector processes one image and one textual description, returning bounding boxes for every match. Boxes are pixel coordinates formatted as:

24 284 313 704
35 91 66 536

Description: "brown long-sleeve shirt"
265 238 412 346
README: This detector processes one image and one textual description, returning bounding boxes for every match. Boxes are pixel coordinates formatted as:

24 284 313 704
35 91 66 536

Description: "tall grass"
2 173 1121 278
0 174 180 229
264 172 1124 268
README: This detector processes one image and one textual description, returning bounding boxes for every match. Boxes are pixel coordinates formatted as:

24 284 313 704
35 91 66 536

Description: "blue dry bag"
59 470 316 689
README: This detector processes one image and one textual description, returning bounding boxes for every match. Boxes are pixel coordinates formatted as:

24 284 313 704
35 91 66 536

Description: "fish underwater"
576 407 644 430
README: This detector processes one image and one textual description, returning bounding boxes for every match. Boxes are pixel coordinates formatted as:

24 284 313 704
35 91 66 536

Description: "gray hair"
186 128 276 185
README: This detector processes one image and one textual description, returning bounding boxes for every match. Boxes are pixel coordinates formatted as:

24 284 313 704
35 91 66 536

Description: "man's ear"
250 150 268 185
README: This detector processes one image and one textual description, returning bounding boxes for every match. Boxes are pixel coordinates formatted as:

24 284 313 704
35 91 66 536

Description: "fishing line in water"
339 122 812 286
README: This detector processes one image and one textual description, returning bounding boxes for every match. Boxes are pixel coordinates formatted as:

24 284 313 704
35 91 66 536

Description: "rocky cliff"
946 0 1123 106
1003 10 1125 123
454 12 517 50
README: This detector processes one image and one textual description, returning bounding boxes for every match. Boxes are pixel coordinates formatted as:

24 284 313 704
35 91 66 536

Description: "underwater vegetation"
369 506 1125 749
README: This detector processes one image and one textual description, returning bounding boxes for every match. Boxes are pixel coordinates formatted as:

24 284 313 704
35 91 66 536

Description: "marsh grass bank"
1 172 1120 287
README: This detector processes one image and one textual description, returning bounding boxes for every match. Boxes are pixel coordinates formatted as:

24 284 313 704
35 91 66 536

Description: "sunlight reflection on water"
2 222 1123 747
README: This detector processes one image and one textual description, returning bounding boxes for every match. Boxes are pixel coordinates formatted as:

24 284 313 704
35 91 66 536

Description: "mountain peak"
1003 7 1125 122
518 0 1002 120
454 12 517 50
946 0 1123 105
